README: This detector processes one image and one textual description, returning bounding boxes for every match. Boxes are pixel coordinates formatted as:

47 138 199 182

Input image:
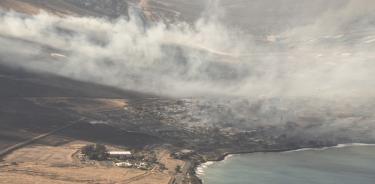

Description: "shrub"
175 165 182 173
81 144 108 161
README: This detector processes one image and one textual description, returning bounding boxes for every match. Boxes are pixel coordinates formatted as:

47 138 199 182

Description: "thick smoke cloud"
1 0 375 141
0 0 374 100
0 1 375 98
0 6 248 97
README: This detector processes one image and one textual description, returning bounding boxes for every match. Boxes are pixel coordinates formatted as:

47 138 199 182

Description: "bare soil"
0 141 181 184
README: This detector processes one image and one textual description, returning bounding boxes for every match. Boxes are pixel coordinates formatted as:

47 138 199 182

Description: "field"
0 141 182 184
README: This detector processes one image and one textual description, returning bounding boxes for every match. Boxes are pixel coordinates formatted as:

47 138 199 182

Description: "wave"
196 143 375 181
283 143 375 153
196 161 215 176
196 153 234 176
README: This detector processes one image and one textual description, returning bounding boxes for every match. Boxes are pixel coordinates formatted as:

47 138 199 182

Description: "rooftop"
108 151 132 155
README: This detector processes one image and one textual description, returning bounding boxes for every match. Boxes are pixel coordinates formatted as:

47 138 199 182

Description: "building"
115 162 133 168
108 151 132 160
171 149 195 159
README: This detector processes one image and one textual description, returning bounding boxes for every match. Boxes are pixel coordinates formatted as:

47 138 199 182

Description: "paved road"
172 161 191 184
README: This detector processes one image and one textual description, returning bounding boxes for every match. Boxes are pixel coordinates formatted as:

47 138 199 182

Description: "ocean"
198 144 375 184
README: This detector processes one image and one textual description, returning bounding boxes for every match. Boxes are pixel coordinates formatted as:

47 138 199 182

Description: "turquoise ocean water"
198 144 375 184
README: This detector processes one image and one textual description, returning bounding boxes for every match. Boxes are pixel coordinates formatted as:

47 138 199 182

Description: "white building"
108 151 132 155
115 162 133 167
108 151 132 159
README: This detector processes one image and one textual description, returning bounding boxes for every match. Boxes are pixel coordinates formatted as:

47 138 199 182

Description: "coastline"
282 143 375 153
192 143 375 184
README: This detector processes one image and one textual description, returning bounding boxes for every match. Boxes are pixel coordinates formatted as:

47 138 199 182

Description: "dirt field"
0 141 180 184
157 150 185 176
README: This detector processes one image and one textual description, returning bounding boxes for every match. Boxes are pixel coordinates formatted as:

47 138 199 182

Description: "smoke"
0 0 375 141
0 1 375 98
0 5 248 97
0 0 374 100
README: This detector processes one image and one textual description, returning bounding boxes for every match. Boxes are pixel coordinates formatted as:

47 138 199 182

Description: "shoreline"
193 143 375 184
282 143 375 153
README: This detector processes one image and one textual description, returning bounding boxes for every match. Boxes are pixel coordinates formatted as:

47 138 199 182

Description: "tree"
81 143 108 161
175 165 182 173
159 163 167 171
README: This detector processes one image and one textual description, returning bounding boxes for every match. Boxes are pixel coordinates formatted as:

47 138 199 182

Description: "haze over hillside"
1 0 375 138
0 0 374 98
1 1 375 183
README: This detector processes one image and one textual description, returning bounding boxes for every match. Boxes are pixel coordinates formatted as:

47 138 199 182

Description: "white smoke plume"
0 0 374 100
1 0 375 141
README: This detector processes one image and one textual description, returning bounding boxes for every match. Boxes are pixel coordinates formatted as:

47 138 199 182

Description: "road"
171 160 191 184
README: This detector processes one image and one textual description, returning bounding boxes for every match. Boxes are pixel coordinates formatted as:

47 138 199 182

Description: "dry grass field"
0 141 182 184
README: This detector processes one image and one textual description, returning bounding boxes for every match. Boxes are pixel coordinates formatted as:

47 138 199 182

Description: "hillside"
0 0 129 17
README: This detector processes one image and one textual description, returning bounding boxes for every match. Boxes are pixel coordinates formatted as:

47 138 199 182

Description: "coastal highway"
171 160 192 184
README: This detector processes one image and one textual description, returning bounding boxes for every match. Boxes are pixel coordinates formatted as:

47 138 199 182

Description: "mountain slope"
0 0 129 18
